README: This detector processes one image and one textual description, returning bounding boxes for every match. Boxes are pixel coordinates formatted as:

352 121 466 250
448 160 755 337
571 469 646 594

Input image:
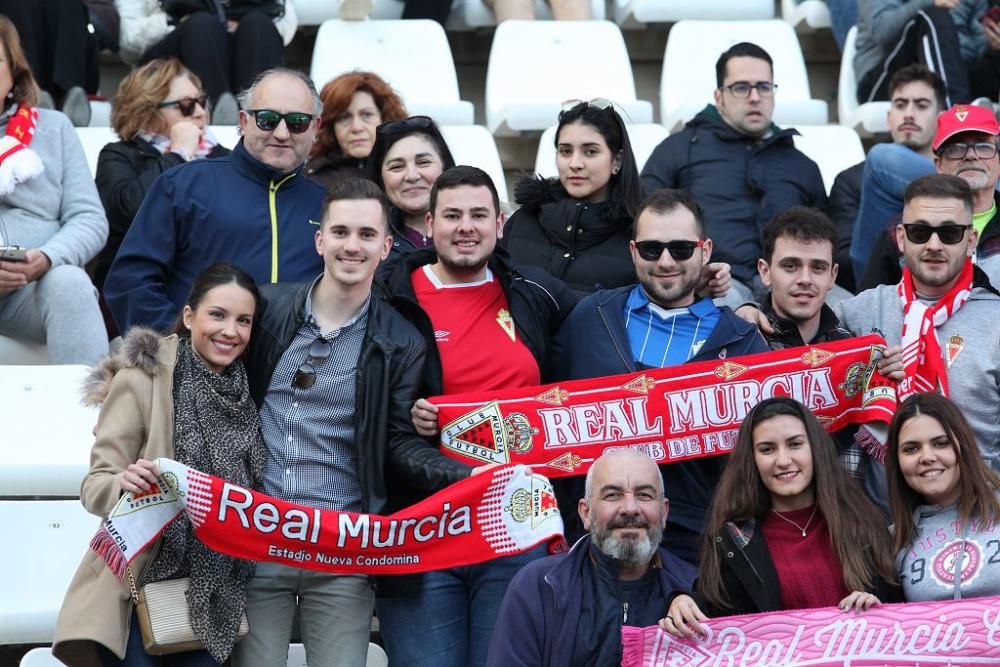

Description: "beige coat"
52 330 178 666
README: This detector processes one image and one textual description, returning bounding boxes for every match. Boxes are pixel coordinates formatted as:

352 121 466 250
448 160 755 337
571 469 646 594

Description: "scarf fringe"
855 423 887 465
90 525 128 582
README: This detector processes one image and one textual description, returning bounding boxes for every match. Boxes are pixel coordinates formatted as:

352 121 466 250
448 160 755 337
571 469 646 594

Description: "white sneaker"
211 92 239 126
61 87 91 127
338 0 373 20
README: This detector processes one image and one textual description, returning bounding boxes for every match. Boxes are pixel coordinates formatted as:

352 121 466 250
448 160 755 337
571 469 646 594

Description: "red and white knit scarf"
897 260 974 399
0 102 43 196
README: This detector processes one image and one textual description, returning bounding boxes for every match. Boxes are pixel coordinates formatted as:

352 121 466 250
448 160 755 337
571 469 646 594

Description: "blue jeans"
376 547 545 667
98 612 219 666
825 0 857 52
850 144 934 283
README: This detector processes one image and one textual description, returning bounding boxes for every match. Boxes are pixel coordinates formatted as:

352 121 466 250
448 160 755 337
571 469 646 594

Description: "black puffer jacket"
827 161 864 293
304 152 365 191
93 137 230 288
502 176 636 296
640 105 827 284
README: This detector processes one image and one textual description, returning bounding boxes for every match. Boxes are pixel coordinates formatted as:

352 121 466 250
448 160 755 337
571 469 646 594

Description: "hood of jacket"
686 104 796 145
82 327 165 407
514 175 629 223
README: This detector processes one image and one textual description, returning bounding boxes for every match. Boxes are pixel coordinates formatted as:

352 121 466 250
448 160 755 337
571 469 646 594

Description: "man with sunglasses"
640 42 827 310
835 174 1000 469
236 179 473 667
105 68 327 333
551 189 768 566
860 104 1000 289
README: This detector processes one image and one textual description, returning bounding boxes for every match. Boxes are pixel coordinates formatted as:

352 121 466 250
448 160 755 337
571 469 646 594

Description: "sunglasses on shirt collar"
634 239 705 261
292 337 332 390
245 108 316 134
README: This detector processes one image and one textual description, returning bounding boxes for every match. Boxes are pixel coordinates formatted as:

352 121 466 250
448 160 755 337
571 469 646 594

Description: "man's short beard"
591 517 663 568
439 253 490 276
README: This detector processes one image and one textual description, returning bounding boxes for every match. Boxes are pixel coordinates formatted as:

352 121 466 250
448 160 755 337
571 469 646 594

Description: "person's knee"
176 11 227 42
234 11 281 37
36 265 98 303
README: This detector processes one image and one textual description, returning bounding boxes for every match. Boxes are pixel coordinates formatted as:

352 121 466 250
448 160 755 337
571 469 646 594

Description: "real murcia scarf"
90 460 565 580
0 102 43 196
897 260 973 399
432 335 897 478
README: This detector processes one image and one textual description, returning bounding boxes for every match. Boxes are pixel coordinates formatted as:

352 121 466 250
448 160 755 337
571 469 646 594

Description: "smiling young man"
640 42 826 308
236 179 471 667
836 174 1000 470
486 449 694 667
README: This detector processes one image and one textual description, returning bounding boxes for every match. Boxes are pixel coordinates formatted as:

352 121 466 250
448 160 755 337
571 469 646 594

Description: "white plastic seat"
660 20 829 132
286 642 388 666
209 124 242 150
0 501 100 644
614 0 773 28
838 26 890 136
0 365 96 497
440 125 510 204
780 0 832 32
310 19 474 126
19 647 63 666
0 337 48 365
532 123 669 178
792 125 866 195
485 21 653 136
294 0 604 29
75 126 116 178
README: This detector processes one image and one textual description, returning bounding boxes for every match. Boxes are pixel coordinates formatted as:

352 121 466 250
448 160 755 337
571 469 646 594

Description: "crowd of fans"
1 1 999 665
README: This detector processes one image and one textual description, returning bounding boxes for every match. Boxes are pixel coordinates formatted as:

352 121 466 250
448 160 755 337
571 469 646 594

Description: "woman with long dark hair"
502 100 643 296
660 397 898 637
886 392 1000 601
54 262 265 666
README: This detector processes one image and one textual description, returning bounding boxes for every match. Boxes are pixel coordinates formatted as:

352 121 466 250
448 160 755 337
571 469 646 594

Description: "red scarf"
0 102 42 196
432 336 896 478
897 260 973 399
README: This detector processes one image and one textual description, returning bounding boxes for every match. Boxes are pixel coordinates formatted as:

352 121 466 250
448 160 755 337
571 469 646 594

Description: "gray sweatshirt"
0 107 107 268
835 284 1000 467
898 501 1000 601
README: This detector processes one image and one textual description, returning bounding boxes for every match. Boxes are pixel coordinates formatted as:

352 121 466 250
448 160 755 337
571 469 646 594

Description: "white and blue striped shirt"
623 286 720 367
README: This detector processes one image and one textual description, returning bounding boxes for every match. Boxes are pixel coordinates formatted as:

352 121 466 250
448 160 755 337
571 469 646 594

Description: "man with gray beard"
486 450 696 667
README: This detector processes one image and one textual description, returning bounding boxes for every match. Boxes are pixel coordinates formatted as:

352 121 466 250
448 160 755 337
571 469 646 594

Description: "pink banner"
621 596 1000 666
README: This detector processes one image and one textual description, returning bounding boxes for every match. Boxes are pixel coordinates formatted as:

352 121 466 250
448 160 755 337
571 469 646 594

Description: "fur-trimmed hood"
81 327 166 407
513 175 628 222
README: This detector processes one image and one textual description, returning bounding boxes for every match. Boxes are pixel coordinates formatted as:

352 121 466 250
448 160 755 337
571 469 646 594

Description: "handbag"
127 568 249 655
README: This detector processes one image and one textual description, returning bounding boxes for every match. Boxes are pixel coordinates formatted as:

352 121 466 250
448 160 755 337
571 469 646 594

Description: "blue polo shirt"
623 286 720 367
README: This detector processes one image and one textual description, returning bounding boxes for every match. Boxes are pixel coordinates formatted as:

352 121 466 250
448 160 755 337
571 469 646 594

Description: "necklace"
770 505 819 538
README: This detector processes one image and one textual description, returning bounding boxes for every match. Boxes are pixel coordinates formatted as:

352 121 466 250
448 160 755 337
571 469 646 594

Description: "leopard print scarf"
141 337 265 663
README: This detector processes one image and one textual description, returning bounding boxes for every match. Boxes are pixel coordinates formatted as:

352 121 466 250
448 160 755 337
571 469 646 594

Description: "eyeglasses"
245 109 315 134
560 98 614 113
939 141 999 161
634 239 705 261
158 95 208 117
375 115 436 136
292 337 332 389
720 81 777 98
901 223 972 245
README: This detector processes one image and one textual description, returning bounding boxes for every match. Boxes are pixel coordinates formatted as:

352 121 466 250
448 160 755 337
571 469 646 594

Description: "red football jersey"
411 265 541 395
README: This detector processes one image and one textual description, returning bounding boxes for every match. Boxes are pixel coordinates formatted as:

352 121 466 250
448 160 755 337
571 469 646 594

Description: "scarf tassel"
0 138 43 197
89 524 129 582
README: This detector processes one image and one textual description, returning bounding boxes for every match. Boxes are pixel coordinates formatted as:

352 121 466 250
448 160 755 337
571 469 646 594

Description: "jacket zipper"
596 302 632 370
268 173 297 283
622 601 629 624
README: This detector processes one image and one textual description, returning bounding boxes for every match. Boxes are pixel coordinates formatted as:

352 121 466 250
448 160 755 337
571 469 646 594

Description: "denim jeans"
376 547 545 667
825 0 857 52
850 144 934 283
98 612 219 666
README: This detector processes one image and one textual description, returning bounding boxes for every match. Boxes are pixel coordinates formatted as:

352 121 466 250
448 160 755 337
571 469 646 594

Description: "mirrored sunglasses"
247 109 315 134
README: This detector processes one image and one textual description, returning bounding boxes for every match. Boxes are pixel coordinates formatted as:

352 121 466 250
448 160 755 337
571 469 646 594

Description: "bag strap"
126 565 141 604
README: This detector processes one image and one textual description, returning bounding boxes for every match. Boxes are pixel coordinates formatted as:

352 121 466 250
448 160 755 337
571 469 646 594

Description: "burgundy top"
762 506 849 610
400 224 433 249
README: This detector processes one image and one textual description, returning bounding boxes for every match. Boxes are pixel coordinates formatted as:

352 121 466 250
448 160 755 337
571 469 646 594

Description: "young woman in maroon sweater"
659 397 899 638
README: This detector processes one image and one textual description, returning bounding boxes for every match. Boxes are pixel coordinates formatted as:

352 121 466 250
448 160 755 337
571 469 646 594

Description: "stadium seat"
792 124 866 195
660 20 829 132
780 0 832 32
286 642 388 666
439 125 510 204
0 365 95 497
532 123 669 178
838 26 890 137
294 0 604 29
75 126 116 178
0 501 100 644
210 125 242 150
0 337 48 365
485 21 653 136
614 0 773 28
309 20 474 126
19 647 62 666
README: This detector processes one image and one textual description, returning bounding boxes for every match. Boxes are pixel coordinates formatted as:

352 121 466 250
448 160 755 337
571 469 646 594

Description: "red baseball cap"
932 104 1000 152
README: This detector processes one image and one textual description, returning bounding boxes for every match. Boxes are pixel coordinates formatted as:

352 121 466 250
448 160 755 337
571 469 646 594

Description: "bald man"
487 450 696 667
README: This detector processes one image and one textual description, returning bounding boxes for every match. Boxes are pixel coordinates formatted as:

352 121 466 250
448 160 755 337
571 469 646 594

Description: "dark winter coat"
304 152 365 191
502 176 637 296
640 105 827 284
827 161 864 293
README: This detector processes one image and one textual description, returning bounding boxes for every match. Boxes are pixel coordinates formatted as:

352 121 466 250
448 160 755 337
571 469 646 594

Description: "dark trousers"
140 11 284 102
857 6 971 106
0 0 100 99
968 53 1000 101
402 0 453 26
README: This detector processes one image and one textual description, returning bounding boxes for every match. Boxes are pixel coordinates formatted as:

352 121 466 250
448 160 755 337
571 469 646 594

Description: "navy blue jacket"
552 285 769 541
486 535 696 667
640 105 827 284
105 141 326 333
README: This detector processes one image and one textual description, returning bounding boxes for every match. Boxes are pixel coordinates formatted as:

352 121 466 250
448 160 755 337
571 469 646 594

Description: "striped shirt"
260 278 369 511
623 286 720 367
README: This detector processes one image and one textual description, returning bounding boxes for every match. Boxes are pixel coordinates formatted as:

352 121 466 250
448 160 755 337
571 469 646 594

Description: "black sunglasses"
158 95 208 117
376 115 436 136
246 109 315 134
901 223 972 245
634 239 705 261
292 337 332 389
